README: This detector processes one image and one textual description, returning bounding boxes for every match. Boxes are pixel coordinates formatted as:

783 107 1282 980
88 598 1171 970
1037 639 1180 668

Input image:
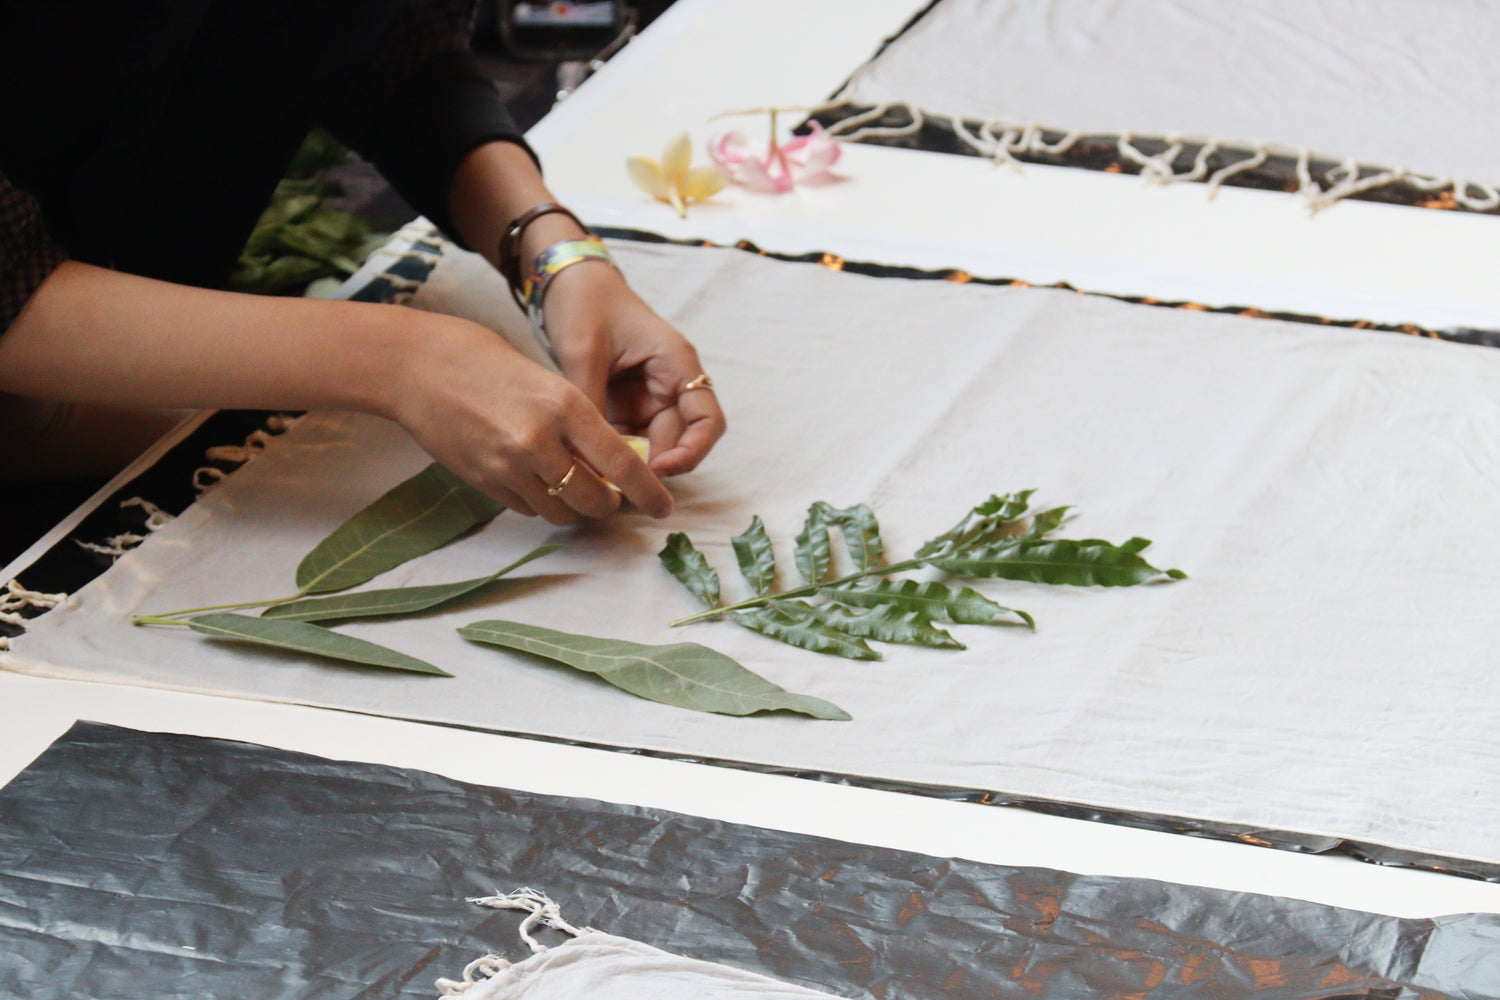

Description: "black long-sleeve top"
0 0 532 335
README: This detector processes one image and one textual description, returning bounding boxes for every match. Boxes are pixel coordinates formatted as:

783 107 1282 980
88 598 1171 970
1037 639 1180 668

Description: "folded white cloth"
437 891 839 1000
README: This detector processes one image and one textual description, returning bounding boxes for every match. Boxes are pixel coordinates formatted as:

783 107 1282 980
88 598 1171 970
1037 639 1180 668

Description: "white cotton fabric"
10 239 1500 865
452 933 839 1000
837 0 1500 187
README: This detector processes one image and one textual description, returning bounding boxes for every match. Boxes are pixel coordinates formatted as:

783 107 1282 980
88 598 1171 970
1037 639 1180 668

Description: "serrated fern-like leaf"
820 502 885 571
815 603 963 649
733 600 879 660
824 578 1021 626
915 490 1035 558
1027 506 1071 538
932 537 1183 587
731 516 776 596
794 503 832 584
659 532 721 609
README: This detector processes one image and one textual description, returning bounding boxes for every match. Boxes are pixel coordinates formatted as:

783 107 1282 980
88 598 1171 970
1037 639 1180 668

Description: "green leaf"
915 491 1035 557
659 532 721 609
1027 506 1071 538
731 516 777 596
933 537 1183 587
295 463 504 595
263 544 561 623
459 619 850 720
187 613 449 676
794 503 831 584
820 502 884 571
732 600 880 661
814 602 963 649
824 578 1025 626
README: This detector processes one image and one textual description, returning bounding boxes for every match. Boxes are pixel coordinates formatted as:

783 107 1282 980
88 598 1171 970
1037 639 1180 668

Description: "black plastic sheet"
1 723 1497 999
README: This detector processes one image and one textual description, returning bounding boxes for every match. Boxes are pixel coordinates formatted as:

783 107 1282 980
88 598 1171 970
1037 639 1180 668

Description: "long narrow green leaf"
821 503 884 571
732 600 879 661
731 516 777 596
263 544 561 623
659 532 721 609
825 578 1030 626
815 603 963 649
459 619 850 720
187 613 449 676
915 490 1035 558
794 503 831 584
933 537 1186 587
296 464 504 595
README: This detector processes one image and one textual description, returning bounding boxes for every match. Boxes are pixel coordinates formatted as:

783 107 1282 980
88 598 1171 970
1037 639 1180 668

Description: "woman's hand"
540 259 727 478
392 311 674 524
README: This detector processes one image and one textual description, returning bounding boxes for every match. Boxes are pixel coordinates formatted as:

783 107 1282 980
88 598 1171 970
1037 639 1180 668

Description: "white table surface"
4 0 1500 933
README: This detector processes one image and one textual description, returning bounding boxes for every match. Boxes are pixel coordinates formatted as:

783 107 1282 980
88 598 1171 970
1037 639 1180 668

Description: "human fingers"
649 371 726 476
523 450 623 525
567 418 673 519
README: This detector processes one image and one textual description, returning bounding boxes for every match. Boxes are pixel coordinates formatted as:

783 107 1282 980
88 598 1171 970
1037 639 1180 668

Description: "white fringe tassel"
820 100 1496 214
435 889 593 996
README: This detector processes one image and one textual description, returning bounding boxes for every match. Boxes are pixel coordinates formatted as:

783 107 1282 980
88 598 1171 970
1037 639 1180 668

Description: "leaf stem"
668 558 928 627
130 592 305 627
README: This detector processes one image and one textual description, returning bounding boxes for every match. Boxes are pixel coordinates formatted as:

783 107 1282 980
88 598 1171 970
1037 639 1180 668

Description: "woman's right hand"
388 312 674 524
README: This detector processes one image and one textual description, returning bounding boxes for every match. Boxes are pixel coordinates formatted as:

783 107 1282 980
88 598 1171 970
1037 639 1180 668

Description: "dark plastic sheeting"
1 723 1497 999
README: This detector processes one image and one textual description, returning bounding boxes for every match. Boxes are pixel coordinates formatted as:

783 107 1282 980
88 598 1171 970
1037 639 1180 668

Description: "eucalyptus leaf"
933 537 1184 586
794 503 831 584
825 578 1028 626
187 613 449 676
820 503 884 571
296 463 504 595
731 516 777 596
659 532 721 609
263 544 561 623
815 602 963 649
459 619 850 720
732 600 880 661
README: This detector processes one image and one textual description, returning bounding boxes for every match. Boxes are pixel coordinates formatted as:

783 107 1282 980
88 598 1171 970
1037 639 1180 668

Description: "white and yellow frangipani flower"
627 132 727 218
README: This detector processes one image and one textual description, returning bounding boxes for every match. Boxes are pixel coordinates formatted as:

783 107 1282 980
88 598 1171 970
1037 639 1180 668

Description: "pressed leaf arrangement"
660 491 1184 660
131 462 848 720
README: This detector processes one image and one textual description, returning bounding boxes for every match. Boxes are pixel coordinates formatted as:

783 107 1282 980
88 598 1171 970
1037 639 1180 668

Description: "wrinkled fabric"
453 933 843 1000
10 238 1500 871
837 0 1500 186
2 723 1497 999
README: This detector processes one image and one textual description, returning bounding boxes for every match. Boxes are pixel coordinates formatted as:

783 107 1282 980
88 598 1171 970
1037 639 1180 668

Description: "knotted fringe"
815 100 1499 214
0 578 68 650
435 889 592 996
193 414 300 495
74 498 175 560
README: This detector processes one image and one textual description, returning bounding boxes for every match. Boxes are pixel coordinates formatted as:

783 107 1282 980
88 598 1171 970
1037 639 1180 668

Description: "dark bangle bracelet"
498 202 587 304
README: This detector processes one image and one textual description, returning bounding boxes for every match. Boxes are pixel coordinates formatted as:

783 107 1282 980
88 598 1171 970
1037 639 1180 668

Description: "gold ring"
681 373 714 393
546 462 578 496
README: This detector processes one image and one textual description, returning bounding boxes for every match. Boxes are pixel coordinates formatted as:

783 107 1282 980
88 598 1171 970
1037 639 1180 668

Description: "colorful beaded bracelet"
521 236 618 360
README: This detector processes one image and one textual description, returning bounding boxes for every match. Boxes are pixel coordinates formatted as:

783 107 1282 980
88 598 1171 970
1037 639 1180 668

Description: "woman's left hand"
539 260 726 477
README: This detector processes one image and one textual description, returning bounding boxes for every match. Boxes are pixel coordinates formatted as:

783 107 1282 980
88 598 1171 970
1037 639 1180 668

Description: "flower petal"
660 132 693 186
735 153 783 194
708 130 749 169
626 156 669 199
681 164 728 202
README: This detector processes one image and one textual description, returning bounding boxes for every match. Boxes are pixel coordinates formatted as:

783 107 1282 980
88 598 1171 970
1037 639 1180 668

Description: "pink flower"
709 119 842 194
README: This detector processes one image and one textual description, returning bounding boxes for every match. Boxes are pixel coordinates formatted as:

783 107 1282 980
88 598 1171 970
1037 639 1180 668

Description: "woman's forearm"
0 260 417 416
